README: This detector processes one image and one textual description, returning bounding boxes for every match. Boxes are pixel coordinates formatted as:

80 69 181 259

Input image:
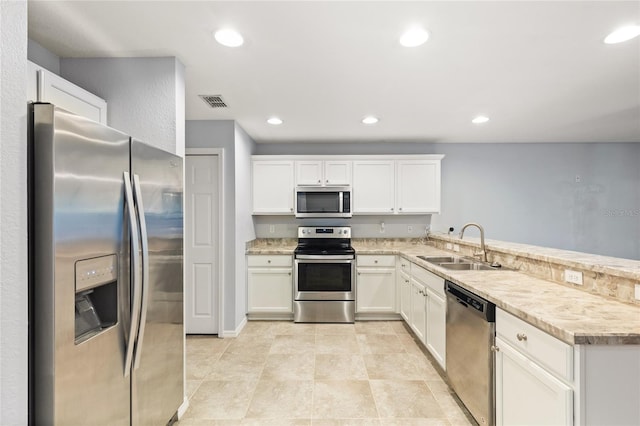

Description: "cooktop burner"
295 226 354 256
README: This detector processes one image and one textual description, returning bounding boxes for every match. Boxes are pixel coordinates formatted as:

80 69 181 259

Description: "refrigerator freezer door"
30 104 131 425
130 140 184 425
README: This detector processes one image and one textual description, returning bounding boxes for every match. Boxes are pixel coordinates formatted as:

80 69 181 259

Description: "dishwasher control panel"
445 281 495 321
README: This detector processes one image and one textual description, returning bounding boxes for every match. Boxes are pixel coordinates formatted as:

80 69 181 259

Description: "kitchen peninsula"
247 234 640 425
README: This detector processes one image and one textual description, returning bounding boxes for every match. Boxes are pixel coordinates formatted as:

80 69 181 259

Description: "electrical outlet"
565 269 583 285
453 244 460 252
635 284 640 301
407 225 413 233
445 243 453 250
269 225 275 234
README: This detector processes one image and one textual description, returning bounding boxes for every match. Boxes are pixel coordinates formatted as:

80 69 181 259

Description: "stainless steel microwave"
295 186 352 218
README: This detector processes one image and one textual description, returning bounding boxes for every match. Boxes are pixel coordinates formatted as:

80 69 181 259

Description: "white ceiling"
28 1 640 144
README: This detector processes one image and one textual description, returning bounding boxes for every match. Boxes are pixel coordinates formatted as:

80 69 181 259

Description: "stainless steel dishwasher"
445 280 496 426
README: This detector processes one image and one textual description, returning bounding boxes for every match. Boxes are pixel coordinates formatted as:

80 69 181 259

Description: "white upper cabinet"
252 160 295 214
396 160 441 213
296 161 323 185
352 160 395 213
252 155 442 215
295 160 351 186
27 60 39 103
28 60 108 125
324 160 352 185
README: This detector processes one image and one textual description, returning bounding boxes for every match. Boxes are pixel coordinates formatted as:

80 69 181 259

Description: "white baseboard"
221 316 247 338
177 396 189 419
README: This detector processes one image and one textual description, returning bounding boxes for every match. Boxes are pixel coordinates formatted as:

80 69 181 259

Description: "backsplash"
428 233 640 305
253 215 431 239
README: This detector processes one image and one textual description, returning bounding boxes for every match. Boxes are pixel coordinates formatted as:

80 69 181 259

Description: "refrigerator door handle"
123 172 142 377
132 174 150 370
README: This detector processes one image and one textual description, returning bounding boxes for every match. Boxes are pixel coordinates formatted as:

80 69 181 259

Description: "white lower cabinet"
425 288 446 369
247 255 293 319
410 263 446 368
495 308 573 426
356 255 396 314
399 271 411 322
409 277 427 343
495 336 573 426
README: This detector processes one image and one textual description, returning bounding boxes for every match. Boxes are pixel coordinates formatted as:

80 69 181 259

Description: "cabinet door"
324 160 352 186
410 279 427 343
28 60 40 102
352 160 395 213
396 160 440 213
247 268 293 313
495 337 573 426
399 273 411 322
252 160 295 214
356 267 396 313
426 289 446 369
295 160 323 186
39 66 108 124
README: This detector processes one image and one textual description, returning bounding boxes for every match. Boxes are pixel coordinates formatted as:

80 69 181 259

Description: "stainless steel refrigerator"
28 103 184 425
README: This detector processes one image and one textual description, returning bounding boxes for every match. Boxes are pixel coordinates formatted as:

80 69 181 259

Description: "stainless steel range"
293 226 355 323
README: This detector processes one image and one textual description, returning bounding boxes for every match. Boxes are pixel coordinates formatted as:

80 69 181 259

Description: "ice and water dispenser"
74 255 118 343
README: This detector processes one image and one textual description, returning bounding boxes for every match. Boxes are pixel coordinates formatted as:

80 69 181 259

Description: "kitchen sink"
437 262 496 271
417 255 505 271
417 256 465 263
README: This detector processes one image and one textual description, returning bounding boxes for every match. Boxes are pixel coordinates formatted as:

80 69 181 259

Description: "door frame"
185 148 225 336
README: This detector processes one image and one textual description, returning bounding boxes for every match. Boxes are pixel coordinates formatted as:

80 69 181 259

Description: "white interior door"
185 155 219 334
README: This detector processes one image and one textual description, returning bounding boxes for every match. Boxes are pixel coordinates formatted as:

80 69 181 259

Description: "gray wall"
1 2 28 424
256 142 640 260
233 124 257 326
60 57 184 155
186 121 237 330
28 38 60 74
186 120 257 333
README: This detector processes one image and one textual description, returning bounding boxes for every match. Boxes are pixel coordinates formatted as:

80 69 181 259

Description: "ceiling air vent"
199 95 227 108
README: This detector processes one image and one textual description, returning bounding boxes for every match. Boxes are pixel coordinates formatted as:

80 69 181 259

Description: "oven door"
294 255 355 301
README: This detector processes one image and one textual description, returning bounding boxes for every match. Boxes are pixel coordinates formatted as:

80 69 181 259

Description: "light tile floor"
178 321 475 425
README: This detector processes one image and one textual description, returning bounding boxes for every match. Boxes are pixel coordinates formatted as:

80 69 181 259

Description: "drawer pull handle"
516 333 527 341
491 345 500 352
374 260 378 264
288 272 291 276
267 260 271 264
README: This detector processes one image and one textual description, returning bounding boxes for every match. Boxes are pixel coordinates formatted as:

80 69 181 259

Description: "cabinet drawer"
398 256 411 273
357 255 396 267
411 264 445 296
497 309 573 382
247 255 292 267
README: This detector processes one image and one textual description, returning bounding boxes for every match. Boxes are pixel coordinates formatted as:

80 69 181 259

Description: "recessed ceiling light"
214 29 244 47
362 116 379 125
472 115 490 124
399 27 429 47
267 117 283 125
604 25 640 44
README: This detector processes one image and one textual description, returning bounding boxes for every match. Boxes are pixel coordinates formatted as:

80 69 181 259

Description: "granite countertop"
247 239 640 345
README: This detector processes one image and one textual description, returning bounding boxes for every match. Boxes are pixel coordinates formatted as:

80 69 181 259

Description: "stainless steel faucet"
459 222 488 263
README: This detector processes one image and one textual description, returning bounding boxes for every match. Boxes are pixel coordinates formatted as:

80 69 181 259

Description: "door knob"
491 345 500 352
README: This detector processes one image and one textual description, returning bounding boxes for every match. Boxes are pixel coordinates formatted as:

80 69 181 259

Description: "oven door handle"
295 255 355 261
